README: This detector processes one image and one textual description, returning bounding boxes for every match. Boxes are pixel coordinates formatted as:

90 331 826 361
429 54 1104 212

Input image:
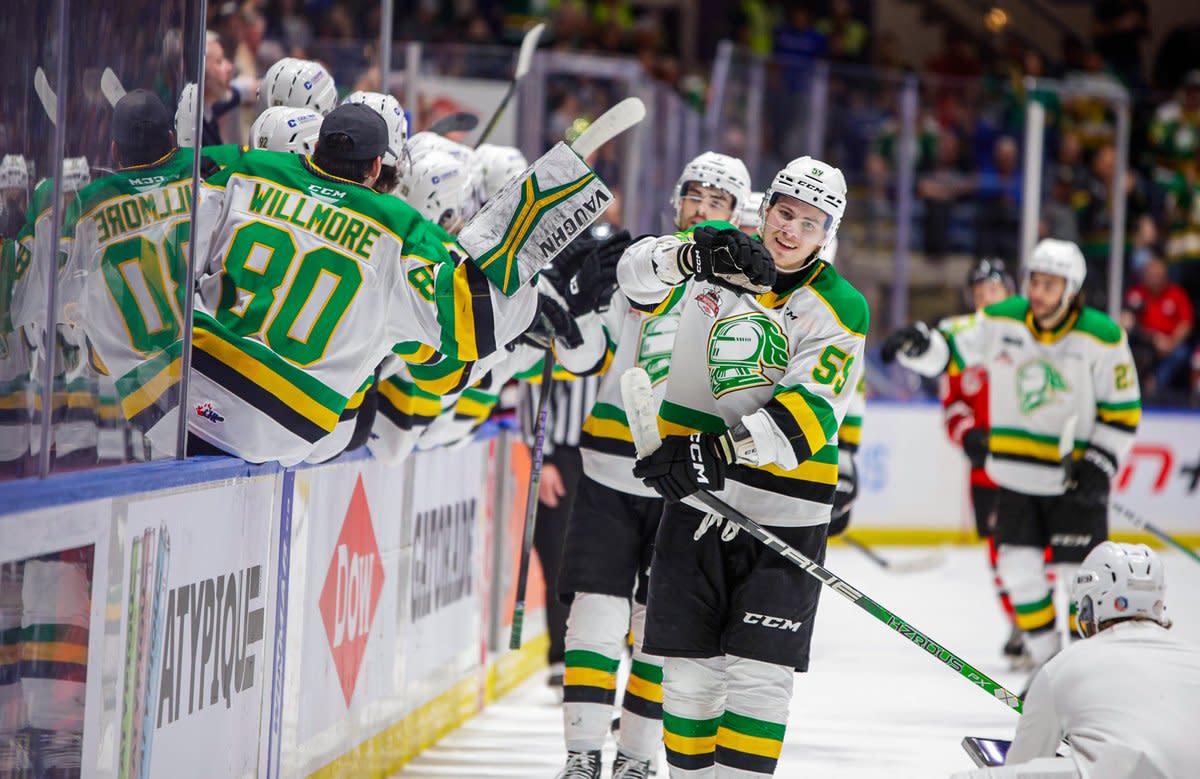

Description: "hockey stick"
101 67 126 107
428 111 478 137
474 22 545 149
509 351 557 649
1112 502 1200 565
620 367 1024 713
841 535 947 574
569 97 646 158
34 67 57 125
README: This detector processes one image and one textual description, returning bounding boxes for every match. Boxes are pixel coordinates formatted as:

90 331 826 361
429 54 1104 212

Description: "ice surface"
397 544 1200 778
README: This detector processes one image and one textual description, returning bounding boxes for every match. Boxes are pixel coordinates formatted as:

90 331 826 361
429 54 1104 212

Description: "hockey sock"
562 593 629 753
998 545 1055 634
662 655 726 778
987 536 1015 622
714 655 792 778
617 601 664 762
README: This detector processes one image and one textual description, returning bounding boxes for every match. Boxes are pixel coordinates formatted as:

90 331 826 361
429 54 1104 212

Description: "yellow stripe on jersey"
582 414 635 442
193 329 340 433
757 458 838 485
378 380 442 418
839 419 862 447
1098 406 1141 428
990 433 1084 463
455 393 495 422
120 356 181 421
774 390 830 455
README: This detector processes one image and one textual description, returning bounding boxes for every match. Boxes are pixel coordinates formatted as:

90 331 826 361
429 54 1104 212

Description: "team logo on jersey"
1016 359 1069 414
637 315 679 384
195 401 225 423
707 312 789 397
695 286 722 318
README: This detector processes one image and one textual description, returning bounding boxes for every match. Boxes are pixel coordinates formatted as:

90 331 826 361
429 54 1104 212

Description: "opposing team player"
188 103 537 464
885 239 1140 673
953 542 1200 779
622 157 867 778
553 152 752 779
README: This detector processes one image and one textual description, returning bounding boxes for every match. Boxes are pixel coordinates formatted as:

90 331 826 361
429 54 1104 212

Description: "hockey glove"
512 293 583 351
633 432 734 503
962 428 990 470
561 229 632 316
829 449 858 536
1066 448 1115 509
880 322 932 363
679 227 776 294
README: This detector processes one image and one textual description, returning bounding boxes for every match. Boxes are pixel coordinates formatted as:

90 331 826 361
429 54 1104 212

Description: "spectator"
1164 151 1200 303
1124 254 1194 396
201 31 238 146
1041 169 1082 244
1091 0 1150 90
1076 143 1150 307
917 132 976 261
1148 70 1200 190
817 0 868 63
773 3 828 92
976 136 1022 260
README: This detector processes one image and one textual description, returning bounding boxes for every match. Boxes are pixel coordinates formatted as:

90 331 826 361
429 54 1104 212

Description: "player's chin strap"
620 366 1026 715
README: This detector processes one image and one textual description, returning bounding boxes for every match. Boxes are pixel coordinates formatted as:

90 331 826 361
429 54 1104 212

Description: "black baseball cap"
318 103 394 162
112 89 174 164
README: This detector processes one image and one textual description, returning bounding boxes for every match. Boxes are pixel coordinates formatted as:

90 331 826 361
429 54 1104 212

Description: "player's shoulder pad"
982 295 1028 322
1073 306 1124 345
675 218 738 239
807 261 869 338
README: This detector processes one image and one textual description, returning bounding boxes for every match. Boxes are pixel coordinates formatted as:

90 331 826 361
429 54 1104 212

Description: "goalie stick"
474 22 545 149
101 67 126 107
620 367 1024 714
1112 502 1200 565
509 351 556 649
841 535 947 574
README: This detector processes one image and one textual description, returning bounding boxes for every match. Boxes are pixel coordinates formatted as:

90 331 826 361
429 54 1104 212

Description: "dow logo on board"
319 474 385 706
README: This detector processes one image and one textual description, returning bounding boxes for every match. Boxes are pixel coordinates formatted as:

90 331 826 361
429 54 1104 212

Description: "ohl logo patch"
319 474 385 706
707 312 789 397
1016 359 1069 414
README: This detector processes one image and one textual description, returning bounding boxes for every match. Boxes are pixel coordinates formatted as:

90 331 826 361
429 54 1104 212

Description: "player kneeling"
622 157 867 778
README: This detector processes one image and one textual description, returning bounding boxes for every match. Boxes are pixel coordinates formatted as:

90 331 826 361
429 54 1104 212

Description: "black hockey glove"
680 227 776 294
829 449 858 537
880 322 932 363
632 432 734 503
512 293 583 351
962 428 990 470
560 229 632 316
546 232 601 283
1066 448 1115 509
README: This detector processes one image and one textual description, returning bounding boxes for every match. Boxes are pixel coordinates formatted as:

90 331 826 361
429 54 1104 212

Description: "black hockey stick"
842 535 947 574
620 367 1024 714
428 111 478 137
474 22 544 149
509 351 556 649
1112 502 1200 565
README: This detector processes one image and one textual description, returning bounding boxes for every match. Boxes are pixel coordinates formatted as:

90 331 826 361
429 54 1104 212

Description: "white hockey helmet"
737 190 765 232
249 106 323 155
1024 238 1087 302
474 143 528 202
1070 541 1167 638
342 91 407 168
0 154 29 191
671 151 751 227
397 149 477 235
62 157 90 193
818 234 839 264
761 155 847 251
175 83 198 148
261 58 338 116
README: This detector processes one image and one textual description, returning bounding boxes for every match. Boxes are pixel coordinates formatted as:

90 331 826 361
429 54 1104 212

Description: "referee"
519 373 600 687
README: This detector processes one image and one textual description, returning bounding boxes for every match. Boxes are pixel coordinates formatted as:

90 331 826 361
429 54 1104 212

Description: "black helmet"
967 257 1014 292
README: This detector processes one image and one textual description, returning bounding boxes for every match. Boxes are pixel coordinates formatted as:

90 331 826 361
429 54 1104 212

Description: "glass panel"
47 0 204 473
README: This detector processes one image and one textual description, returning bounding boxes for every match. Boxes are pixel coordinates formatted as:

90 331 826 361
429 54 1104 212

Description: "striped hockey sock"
715 656 793 777
562 593 629 753
662 656 725 776
616 602 663 762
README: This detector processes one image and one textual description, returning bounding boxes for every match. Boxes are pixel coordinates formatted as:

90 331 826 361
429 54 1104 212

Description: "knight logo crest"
1016 359 1069 414
707 312 789 397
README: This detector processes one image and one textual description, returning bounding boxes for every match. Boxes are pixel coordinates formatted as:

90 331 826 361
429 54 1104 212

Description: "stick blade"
570 97 646 159
514 22 546 80
34 67 57 125
101 67 127 107
619 367 661 458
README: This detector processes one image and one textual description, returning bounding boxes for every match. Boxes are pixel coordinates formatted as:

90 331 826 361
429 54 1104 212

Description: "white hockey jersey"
901 297 1140 496
619 237 869 527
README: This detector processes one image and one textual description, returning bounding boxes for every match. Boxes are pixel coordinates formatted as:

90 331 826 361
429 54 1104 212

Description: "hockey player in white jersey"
553 151 752 779
473 143 528 202
953 542 1200 779
884 238 1141 673
341 91 408 194
621 156 868 778
249 106 322 155
258 57 338 116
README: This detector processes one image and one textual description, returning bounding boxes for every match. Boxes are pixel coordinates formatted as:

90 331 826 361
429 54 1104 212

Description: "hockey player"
622 156 867 779
884 239 1140 672
935 258 1027 658
258 57 338 116
248 106 322 155
473 143 529 202
341 91 408 194
553 151 752 779
188 102 537 464
952 542 1200 779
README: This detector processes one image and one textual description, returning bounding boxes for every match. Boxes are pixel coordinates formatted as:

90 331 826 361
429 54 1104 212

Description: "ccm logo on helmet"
688 434 709 485
743 612 803 631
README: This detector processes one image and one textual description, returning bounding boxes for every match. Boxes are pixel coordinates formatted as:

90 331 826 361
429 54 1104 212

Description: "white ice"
397 543 1200 778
